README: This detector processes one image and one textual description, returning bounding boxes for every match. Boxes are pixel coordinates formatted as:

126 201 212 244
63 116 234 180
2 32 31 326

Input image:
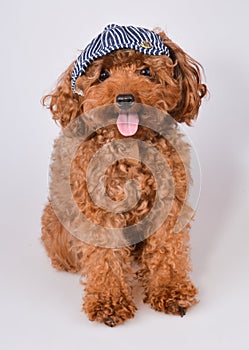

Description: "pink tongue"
117 113 139 136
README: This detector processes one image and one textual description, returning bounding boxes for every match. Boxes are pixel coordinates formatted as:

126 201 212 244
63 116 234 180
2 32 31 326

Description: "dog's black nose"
116 94 135 109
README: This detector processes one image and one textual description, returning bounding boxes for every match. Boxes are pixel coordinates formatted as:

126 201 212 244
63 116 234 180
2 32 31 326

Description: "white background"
0 0 249 349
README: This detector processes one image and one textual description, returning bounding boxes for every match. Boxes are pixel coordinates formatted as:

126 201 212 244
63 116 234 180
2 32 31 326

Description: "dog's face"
75 50 180 136
43 31 206 128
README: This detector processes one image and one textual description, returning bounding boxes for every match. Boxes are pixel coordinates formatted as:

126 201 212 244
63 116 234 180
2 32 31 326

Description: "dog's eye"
140 68 151 77
99 69 110 82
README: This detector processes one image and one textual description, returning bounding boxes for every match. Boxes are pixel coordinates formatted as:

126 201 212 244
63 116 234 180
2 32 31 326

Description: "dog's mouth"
116 112 139 137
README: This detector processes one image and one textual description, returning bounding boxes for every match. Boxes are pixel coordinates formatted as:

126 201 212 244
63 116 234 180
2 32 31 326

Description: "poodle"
41 24 207 327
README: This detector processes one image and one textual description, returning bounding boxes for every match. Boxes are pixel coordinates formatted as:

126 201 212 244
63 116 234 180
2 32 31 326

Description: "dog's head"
43 25 207 131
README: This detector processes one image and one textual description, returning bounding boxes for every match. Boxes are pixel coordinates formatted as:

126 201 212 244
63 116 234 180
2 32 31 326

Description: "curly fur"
41 30 207 326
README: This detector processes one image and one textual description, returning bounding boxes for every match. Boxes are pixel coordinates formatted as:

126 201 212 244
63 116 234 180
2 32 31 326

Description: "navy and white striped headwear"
72 24 170 94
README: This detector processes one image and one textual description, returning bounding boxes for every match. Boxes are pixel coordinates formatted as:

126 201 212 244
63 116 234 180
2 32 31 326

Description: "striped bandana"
71 24 170 94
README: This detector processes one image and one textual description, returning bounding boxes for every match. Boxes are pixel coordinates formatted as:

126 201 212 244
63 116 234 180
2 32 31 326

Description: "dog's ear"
158 31 207 125
42 63 83 128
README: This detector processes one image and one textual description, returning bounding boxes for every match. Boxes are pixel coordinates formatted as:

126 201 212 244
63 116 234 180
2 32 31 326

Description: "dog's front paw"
144 281 198 316
83 292 137 327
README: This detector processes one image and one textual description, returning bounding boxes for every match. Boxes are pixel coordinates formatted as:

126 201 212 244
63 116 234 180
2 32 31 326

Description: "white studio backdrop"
0 1 248 349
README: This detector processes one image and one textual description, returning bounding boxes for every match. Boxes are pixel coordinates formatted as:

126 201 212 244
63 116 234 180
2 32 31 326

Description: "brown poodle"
41 25 207 327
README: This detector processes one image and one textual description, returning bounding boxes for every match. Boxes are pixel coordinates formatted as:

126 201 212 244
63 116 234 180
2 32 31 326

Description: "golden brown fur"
41 30 207 326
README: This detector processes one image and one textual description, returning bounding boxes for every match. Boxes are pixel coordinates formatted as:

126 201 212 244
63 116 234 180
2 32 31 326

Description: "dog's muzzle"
116 94 139 137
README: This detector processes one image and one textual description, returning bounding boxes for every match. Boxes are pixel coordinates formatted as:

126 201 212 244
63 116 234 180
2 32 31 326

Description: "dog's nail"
104 317 116 327
178 306 186 317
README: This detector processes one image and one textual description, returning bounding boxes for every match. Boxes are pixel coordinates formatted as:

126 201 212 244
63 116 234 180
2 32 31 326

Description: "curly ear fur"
158 31 207 125
42 63 83 128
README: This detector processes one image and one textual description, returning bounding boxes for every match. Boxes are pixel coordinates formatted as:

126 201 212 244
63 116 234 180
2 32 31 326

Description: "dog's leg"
81 246 136 327
139 224 198 316
41 204 82 273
